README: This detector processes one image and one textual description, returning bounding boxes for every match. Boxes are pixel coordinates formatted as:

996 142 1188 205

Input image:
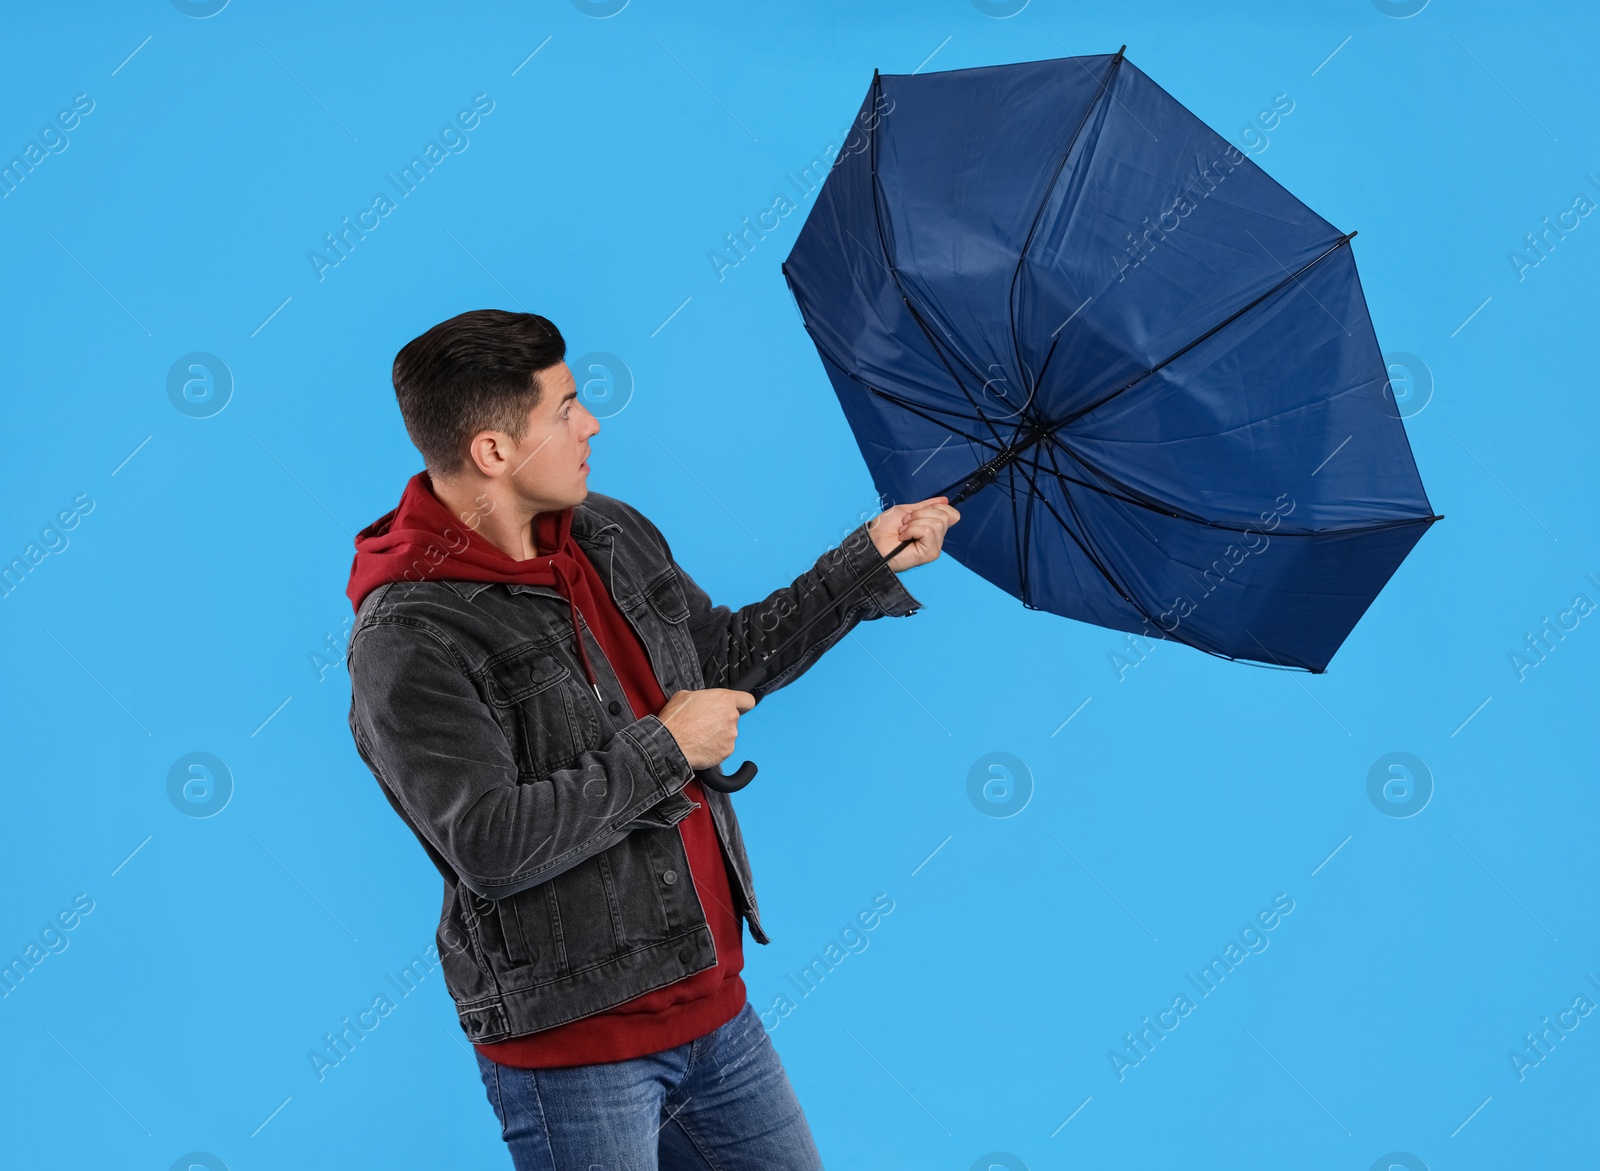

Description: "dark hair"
391 309 566 476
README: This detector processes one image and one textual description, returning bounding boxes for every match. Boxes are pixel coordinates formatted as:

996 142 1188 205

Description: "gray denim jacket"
345 491 922 1043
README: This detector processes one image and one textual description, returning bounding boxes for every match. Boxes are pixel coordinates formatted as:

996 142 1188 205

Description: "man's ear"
463 429 510 478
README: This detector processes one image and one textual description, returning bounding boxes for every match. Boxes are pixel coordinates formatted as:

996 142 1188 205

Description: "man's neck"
429 474 545 562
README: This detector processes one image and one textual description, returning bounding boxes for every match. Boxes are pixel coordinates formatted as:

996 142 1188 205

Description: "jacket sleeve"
630 506 925 701
347 619 696 901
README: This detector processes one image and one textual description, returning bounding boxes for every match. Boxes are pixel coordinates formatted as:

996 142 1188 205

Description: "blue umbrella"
779 48 1442 677
696 48 1442 794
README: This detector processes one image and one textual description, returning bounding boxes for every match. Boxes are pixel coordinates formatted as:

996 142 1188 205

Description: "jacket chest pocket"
482 644 598 775
643 570 690 624
632 570 701 690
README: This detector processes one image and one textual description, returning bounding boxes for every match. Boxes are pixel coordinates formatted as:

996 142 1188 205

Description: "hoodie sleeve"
347 618 695 901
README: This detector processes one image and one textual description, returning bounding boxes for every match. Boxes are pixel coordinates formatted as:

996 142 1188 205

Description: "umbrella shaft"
946 426 1047 505
730 535 915 693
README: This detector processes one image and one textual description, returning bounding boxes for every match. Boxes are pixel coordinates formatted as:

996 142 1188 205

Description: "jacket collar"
569 498 622 543
443 498 622 602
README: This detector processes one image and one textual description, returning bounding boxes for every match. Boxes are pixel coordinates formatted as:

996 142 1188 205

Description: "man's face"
505 361 600 510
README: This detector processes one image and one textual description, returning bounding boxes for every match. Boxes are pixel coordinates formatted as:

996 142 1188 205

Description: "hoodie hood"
346 471 601 691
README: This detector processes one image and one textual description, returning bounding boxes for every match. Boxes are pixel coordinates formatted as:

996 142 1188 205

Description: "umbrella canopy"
782 49 1441 673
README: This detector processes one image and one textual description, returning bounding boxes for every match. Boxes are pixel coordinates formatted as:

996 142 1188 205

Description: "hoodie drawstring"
549 558 603 702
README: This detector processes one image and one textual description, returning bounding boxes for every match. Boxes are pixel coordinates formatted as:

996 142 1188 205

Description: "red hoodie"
348 472 746 1066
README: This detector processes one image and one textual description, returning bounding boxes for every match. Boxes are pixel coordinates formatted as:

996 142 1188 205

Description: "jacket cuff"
623 713 696 799
837 521 923 619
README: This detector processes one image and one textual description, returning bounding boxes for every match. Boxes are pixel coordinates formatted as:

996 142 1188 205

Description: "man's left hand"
866 496 961 572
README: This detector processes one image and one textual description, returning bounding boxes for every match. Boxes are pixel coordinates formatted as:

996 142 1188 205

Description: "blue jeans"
473 1000 825 1170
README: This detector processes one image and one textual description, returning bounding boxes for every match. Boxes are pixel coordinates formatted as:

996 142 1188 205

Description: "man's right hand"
658 688 756 771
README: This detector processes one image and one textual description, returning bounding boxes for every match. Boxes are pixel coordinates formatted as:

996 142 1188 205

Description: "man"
345 308 958 1169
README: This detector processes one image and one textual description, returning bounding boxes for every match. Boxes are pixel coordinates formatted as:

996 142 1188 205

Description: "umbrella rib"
816 348 1068 508
1029 438 1408 669
1025 445 1298 666
787 225 1005 453
861 384 1009 433
796 320 1014 471
789 306 1060 526
1004 431 1214 657
1045 231 1358 436
1035 433 1164 546
1001 455 1038 609
930 437 1139 513
1048 435 1442 537
796 292 1024 448
1018 458 1033 608
1030 325 1070 403
1032 435 1178 631
1010 449 1137 609
979 438 1186 531
1050 436 1269 532
1007 46 1127 399
833 220 1002 400
876 256 1012 460
786 298 995 435
867 70 1015 458
859 385 1016 476
1007 438 1134 609
838 223 998 398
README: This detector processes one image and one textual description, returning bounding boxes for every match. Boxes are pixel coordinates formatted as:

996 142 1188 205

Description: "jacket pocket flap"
484 644 571 706
643 571 690 624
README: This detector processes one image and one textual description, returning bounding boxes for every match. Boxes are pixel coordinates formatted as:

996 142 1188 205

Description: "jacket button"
662 869 678 885
678 946 694 964
608 699 622 715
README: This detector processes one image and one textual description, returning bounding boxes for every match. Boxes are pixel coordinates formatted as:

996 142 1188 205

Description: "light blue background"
1 2 1595 1168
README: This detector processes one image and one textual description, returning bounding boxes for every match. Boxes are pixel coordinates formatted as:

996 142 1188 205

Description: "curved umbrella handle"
695 759 759 793
694 657 764 793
